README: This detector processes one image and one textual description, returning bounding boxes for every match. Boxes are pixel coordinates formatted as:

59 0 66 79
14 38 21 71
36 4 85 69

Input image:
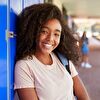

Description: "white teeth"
44 44 52 49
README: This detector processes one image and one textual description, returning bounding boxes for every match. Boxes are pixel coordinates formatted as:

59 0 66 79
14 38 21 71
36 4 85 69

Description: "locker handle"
6 30 17 41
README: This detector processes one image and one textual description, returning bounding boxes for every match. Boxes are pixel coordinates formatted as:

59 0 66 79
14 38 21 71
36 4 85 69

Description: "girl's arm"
73 75 90 100
17 88 38 100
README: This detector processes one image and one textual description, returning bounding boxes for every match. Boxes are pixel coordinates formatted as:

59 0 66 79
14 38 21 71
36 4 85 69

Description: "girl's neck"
34 52 53 65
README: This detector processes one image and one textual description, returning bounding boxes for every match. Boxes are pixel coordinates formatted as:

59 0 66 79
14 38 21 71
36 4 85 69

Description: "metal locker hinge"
6 30 17 41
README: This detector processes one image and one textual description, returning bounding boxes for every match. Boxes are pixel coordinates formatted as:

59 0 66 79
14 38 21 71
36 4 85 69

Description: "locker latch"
6 30 17 41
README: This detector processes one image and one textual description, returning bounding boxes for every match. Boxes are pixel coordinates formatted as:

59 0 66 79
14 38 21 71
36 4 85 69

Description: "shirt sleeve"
69 61 78 78
14 60 35 89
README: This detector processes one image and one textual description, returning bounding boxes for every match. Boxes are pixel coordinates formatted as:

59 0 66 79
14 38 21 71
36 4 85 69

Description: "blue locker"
0 5 7 100
0 3 16 100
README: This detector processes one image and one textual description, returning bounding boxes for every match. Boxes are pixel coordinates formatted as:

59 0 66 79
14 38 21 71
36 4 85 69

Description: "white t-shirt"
14 52 78 100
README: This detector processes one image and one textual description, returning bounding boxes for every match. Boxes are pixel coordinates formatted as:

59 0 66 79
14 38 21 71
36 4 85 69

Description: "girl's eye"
54 33 60 37
40 29 48 34
42 31 47 34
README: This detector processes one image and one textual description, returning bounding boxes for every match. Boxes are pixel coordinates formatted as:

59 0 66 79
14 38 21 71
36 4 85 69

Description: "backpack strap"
55 52 76 97
55 52 71 74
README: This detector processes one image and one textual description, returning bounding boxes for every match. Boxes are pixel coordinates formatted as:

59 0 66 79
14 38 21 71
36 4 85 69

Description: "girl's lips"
43 43 52 49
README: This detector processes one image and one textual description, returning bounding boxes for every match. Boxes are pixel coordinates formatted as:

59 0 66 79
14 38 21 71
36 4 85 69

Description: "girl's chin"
41 50 52 54
43 51 51 54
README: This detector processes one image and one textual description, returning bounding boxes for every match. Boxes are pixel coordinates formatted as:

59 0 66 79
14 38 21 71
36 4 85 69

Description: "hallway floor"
77 50 100 100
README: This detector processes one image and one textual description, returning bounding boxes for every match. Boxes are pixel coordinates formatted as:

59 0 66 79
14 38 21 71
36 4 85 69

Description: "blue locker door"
0 4 7 100
8 0 44 100
8 10 17 100
8 1 22 100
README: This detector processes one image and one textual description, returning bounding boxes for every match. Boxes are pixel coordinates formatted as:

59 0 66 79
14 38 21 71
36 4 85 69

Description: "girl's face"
35 19 62 55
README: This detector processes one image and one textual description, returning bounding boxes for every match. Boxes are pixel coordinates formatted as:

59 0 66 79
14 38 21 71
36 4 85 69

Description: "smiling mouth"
43 43 52 49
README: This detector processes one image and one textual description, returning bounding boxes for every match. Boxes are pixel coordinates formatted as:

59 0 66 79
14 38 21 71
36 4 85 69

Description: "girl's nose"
47 34 53 41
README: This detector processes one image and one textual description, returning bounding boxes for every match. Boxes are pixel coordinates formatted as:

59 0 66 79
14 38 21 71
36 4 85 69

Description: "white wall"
52 0 62 11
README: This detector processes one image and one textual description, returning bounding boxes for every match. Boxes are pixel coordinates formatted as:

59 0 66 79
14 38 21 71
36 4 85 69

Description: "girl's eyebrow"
42 26 61 33
56 29 61 33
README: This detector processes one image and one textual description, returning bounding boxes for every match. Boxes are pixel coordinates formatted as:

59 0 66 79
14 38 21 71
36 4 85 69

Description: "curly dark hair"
16 3 81 65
